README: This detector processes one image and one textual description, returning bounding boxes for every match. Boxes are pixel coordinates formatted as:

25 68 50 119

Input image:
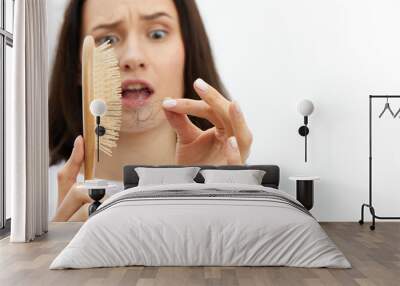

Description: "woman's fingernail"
74 136 81 148
228 136 238 149
162 98 177 108
194 78 208 92
233 101 242 116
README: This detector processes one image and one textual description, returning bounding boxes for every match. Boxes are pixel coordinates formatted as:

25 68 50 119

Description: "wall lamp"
297 99 315 162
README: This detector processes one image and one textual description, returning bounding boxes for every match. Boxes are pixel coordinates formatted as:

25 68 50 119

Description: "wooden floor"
0 222 399 286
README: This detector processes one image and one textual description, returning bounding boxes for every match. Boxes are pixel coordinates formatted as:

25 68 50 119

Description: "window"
0 0 14 237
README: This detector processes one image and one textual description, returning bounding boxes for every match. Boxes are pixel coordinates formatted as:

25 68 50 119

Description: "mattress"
50 183 351 269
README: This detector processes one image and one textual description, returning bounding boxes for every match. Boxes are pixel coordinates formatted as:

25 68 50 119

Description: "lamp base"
298 126 309 137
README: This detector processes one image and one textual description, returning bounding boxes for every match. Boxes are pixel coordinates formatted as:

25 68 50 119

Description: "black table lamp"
297 100 315 162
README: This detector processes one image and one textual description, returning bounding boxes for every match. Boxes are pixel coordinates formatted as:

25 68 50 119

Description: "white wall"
47 0 400 221
47 1 69 68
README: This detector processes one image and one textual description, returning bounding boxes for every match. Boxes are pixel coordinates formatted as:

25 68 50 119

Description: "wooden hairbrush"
81 35 122 181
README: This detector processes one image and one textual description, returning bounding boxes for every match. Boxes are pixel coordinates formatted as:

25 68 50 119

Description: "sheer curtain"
8 0 49 242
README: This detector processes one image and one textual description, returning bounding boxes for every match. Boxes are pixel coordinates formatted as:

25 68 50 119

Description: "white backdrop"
47 0 400 221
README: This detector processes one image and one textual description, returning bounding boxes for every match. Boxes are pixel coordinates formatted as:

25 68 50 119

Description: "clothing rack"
359 95 400 230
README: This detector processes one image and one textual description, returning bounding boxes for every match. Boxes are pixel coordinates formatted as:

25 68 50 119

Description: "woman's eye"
149 30 168 40
97 35 119 45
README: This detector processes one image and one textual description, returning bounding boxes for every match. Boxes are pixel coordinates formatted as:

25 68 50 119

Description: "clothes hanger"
378 97 395 118
393 104 400 118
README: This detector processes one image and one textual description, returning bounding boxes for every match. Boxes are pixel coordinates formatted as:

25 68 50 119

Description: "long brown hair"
49 0 228 166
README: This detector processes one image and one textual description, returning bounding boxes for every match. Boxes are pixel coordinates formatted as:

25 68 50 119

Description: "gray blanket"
92 188 313 218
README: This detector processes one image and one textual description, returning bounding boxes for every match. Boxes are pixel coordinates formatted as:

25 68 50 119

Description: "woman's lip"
121 79 155 93
121 90 153 109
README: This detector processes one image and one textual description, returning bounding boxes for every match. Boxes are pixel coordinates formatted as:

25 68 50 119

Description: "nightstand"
79 180 115 216
289 176 320 210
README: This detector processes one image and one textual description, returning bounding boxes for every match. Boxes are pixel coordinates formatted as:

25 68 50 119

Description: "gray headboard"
123 165 280 189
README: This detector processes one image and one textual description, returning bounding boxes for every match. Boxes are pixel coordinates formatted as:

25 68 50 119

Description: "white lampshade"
90 99 107 117
297 99 315 116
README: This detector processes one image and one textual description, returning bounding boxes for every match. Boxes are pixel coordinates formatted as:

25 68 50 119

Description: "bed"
50 165 351 269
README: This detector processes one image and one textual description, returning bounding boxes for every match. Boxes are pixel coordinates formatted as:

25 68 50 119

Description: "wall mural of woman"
48 0 253 222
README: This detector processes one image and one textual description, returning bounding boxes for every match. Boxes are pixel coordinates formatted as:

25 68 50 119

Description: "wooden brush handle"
82 36 96 180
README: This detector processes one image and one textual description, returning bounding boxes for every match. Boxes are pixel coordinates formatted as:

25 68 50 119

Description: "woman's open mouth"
121 80 155 109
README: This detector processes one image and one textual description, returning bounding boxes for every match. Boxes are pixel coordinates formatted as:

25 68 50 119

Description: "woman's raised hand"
162 79 253 165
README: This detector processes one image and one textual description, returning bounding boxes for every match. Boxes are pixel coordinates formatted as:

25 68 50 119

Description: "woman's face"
82 0 185 133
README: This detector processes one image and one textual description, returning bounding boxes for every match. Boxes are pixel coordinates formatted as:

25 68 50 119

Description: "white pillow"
135 167 201 186
200 169 266 185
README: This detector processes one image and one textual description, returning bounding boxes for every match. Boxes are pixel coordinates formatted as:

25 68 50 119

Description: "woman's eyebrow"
91 12 172 32
140 12 173 21
91 20 124 32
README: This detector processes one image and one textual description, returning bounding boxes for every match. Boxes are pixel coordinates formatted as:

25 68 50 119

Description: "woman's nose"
118 39 146 72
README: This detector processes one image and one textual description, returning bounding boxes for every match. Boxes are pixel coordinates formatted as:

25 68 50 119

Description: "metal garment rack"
359 95 400 230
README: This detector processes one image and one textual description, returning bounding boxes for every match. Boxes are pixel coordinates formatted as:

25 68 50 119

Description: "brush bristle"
93 41 122 156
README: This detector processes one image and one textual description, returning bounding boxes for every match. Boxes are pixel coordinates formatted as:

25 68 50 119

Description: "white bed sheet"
50 183 351 269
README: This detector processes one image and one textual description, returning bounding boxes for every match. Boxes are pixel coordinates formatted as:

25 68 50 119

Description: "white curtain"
8 0 49 242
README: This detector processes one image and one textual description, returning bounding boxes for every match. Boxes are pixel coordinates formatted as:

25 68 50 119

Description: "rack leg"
369 206 376 231
359 204 377 230
359 204 366 225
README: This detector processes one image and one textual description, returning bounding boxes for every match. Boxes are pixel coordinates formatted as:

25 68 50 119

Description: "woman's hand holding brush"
53 135 91 221
162 78 253 165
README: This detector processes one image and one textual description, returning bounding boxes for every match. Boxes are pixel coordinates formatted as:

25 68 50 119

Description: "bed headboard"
123 165 280 190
